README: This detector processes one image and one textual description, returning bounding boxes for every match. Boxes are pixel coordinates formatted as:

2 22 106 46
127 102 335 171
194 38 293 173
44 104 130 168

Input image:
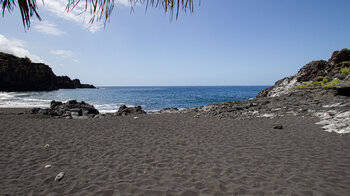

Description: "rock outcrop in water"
0 52 95 91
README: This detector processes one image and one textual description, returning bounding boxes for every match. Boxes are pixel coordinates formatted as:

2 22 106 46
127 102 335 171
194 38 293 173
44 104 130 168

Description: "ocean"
0 86 269 113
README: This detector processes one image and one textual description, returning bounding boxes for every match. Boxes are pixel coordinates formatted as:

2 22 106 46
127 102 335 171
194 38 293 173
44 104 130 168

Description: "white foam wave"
0 91 50 108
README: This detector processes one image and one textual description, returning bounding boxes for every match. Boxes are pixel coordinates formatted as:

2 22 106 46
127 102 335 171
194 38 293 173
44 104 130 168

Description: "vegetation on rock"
298 82 313 88
339 67 349 76
323 78 342 89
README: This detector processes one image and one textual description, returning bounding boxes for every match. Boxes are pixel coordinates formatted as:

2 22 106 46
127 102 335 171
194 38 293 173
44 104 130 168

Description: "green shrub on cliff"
298 82 313 88
339 67 349 76
315 76 329 87
323 78 341 89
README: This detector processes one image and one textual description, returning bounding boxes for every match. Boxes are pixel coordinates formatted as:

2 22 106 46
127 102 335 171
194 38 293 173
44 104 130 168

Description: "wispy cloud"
0 34 44 63
118 0 131 6
33 21 66 36
50 49 74 58
41 0 103 33
40 0 132 32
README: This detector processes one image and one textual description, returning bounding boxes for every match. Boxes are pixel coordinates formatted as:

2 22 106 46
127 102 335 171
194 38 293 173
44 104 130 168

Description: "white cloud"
33 21 66 36
0 34 44 63
118 0 131 6
40 0 132 32
50 49 74 58
41 0 104 33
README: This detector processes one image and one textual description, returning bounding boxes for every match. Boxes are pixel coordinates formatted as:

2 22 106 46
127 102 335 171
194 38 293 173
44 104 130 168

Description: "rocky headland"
0 52 95 91
186 48 350 133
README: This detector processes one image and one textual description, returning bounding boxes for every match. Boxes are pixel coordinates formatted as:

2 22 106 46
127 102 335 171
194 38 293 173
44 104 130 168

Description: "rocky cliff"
257 48 350 97
0 52 95 91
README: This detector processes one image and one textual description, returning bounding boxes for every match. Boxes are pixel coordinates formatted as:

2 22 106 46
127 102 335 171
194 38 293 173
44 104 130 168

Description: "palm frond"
0 0 196 29
1 0 42 29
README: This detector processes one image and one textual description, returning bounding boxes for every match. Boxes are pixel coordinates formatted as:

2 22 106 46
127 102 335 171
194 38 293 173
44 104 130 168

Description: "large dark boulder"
0 52 95 91
116 105 147 116
334 82 350 96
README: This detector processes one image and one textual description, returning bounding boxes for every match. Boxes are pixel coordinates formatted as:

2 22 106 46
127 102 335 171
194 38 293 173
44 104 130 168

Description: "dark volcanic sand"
1 108 350 195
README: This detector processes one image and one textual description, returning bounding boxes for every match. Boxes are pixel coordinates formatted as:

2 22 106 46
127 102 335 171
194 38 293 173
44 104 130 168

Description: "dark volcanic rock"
329 48 350 65
296 60 329 82
116 105 147 116
0 52 95 91
31 100 99 118
334 82 350 96
273 124 283 129
72 79 95 89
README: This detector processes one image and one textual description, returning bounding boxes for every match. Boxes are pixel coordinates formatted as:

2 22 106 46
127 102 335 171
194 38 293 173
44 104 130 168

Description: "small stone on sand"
45 165 52 168
273 124 283 129
55 172 65 182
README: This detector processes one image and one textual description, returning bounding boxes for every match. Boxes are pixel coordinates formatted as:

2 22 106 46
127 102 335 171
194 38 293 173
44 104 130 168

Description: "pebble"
134 117 139 119
45 165 52 168
55 172 65 182
273 124 283 129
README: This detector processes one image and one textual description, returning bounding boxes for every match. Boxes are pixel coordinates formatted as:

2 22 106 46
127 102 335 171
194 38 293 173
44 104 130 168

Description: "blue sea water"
0 86 269 112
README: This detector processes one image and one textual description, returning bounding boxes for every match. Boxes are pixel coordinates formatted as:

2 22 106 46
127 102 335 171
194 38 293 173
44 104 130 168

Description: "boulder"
116 105 147 116
334 82 350 96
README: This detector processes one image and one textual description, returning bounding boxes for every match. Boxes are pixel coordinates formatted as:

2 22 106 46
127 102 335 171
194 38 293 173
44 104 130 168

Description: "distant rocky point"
257 48 350 97
189 49 350 133
0 52 95 91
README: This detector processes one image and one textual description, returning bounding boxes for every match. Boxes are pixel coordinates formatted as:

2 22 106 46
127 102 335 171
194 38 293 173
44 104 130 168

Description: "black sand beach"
1 108 350 195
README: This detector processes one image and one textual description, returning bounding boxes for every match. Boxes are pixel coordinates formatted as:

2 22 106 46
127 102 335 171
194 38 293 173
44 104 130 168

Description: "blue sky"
1 0 349 86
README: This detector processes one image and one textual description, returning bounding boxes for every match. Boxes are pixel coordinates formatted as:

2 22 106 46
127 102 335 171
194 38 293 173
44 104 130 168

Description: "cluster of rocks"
30 102 148 119
189 87 349 118
31 100 99 119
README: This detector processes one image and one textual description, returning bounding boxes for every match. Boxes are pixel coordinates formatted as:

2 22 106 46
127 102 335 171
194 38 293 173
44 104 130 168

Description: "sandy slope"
1 108 350 195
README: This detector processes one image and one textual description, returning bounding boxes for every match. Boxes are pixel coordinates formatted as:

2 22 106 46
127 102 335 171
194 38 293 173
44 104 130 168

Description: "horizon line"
95 84 272 87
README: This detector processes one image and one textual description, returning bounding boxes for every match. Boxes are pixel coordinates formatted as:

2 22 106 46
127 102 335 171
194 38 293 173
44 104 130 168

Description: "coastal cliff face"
0 52 95 91
257 48 350 98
